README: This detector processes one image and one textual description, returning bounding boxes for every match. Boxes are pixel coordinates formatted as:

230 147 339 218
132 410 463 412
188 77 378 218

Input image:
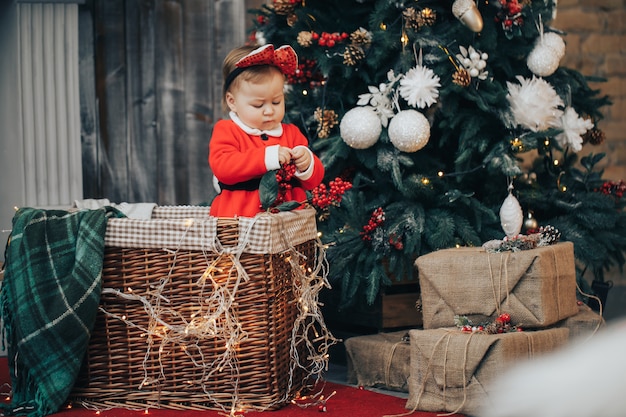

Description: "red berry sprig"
272 162 297 208
311 177 352 210
310 31 349 48
287 59 325 86
494 0 524 32
456 312 523 334
360 207 385 242
596 180 626 199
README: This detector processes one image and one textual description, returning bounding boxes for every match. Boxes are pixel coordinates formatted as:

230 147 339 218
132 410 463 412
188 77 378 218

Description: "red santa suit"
209 112 324 218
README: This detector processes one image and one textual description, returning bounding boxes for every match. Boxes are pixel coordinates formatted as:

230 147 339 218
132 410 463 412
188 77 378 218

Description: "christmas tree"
250 0 626 308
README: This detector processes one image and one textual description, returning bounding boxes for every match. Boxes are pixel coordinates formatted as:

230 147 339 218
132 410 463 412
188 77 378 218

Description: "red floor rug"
0 358 464 417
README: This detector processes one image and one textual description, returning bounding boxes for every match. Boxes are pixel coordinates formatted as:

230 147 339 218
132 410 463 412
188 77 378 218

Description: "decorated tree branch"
251 0 625 308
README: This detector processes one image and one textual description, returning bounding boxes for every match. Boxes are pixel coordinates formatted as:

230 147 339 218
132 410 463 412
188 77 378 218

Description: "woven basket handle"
201 217 223 253
201 216 261 255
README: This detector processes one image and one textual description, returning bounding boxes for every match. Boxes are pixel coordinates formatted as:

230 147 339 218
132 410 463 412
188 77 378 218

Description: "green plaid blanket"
1 207 122 417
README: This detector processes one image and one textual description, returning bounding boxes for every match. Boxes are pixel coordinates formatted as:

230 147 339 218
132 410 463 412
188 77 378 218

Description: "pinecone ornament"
350 28 371 47
286 13 298 26
484 322 499 334
452 68 471 87
272 0 296 15
343 45 365 66
538 225 561 245
403 7 425 30
421 8 437 26
315 107 339 138
583 127 606 146
297 30 314 47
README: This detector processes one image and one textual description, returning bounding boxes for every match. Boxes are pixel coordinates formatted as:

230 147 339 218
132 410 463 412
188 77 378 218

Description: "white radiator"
17 2 82 207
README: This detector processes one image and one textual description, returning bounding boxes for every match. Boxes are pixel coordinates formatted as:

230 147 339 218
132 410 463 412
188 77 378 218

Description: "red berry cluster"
494 0 524 31
597 180 626 199
360 207 385 242
311 31 349 48
311 177 352 210
496 312 511 325
460 324 485 333
287 59 325 86
388 234 403 251
272 162 297 208
491 312 523 333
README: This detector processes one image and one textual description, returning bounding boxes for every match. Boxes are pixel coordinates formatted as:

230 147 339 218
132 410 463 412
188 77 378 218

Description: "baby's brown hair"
222 45 285 111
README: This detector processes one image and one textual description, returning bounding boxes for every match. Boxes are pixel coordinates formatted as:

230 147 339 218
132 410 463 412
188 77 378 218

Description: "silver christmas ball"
339 106 382 149
527 45 560 77
388 110 430 153
542 32 566 58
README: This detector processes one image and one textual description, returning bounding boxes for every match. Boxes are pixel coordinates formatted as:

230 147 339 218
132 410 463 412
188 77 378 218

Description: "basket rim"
104 208 318 254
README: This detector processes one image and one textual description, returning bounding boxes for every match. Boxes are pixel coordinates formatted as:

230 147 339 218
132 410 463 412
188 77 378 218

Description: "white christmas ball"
387 110 430 153
499 192 523 237
527 45 560 77
542 32 566 58
339 106 382 149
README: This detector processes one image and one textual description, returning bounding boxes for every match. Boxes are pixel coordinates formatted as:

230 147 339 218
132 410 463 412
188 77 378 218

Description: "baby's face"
226 70 285 132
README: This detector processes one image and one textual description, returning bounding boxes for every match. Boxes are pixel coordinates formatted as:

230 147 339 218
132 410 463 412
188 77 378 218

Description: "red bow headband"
224 44 298 93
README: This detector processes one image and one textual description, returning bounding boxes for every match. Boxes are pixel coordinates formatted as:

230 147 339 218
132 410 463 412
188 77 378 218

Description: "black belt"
218 178 262 191
218 177 300 192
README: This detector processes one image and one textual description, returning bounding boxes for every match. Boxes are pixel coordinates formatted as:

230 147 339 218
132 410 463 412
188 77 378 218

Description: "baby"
208 44 324 217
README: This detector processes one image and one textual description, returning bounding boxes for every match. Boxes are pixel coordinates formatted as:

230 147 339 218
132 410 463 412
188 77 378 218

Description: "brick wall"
554 0 626 181
553 0 626 319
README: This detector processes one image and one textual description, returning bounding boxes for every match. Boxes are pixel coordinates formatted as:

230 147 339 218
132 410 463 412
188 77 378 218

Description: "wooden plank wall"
79 0 251 206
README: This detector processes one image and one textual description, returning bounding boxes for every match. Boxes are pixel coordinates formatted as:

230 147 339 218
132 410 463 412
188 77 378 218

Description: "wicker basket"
69 207 329 412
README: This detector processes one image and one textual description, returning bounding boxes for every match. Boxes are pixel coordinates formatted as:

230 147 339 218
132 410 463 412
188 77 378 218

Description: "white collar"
229 112 283 137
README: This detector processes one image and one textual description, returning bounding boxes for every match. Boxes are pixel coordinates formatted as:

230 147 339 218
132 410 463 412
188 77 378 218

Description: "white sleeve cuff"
265 145 281 171
294 146 314 181
212 175 221 193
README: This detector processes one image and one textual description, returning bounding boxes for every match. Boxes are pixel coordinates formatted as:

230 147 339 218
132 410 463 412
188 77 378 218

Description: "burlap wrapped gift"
416 242 578 329
406 327 569 415
554 303 605 341
345 331 411 392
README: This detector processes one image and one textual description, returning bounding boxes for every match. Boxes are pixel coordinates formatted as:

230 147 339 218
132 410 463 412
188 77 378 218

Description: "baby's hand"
278 146 293 165
290 147 311 172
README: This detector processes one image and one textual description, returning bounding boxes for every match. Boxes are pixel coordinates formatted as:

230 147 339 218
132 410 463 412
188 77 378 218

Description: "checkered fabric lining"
151 205 211 219
104 208 318 254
